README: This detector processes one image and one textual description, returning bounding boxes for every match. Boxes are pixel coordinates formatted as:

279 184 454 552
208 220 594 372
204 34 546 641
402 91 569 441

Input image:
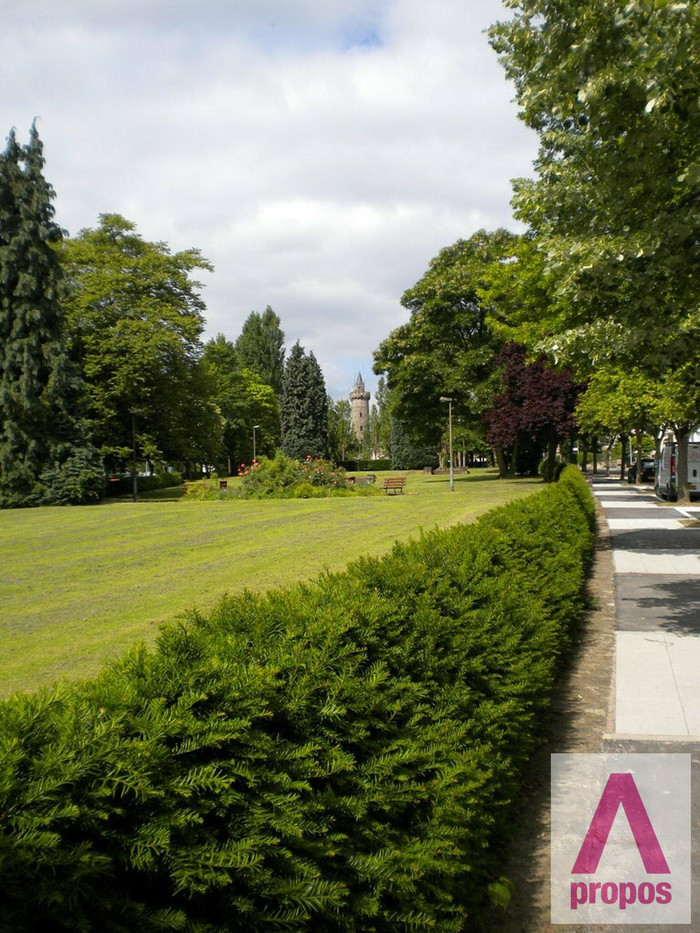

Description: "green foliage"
203 355 280 469
489 0 700 384
374 230 519 449
576 368 663 438
60 214 220 471
234 306 286 397
0 125 101 509
390 419 439 470
327 398 358 463
106 472 183 497
488 877 516 910
281 343 329 460
0 467 593 930
38 448 106 505
238 453 357 500
367 375 392 459
182 479 238 501
339 459 393 472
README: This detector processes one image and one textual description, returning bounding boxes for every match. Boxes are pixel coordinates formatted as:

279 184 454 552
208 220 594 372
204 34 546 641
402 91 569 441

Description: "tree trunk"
545 432 558 483
676 424 691 504
580 436 589 473
618 433 628 481
634 432 644 487
494 446 509 478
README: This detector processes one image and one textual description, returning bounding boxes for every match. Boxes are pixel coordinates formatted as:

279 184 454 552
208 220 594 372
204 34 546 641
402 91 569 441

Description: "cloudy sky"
3 0 537 399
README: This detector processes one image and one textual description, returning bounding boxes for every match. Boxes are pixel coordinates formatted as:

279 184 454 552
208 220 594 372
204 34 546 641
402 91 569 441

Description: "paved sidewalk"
593 478 700 932
592 479 700 738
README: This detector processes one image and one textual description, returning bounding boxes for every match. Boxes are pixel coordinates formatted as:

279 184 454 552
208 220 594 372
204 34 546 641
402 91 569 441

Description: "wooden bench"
383 476 406 495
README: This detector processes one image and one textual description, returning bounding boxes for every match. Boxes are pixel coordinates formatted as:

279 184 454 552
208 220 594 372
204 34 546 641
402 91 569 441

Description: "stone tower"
350 373 370 445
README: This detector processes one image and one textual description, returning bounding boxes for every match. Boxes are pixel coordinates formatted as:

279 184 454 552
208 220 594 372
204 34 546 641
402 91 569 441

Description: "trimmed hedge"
0 467 594 931
106 472 184 497
339 459 393 472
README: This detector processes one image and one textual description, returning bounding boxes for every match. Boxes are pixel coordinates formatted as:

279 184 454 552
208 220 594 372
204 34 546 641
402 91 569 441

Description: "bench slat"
382 477 406 494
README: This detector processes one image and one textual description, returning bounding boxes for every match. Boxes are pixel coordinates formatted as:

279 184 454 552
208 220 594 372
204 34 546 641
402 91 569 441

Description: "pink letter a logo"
572 772 670 874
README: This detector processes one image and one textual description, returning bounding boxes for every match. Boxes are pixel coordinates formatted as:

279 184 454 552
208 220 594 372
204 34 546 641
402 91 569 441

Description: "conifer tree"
0 125 103 507
281 342 328 460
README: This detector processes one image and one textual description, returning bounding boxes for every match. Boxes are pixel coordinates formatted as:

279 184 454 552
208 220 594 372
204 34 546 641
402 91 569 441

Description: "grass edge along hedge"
0 467 595 932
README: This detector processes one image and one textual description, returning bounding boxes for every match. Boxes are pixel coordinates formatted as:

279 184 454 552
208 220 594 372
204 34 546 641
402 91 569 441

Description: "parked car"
656 440 700 501
627 458 656 484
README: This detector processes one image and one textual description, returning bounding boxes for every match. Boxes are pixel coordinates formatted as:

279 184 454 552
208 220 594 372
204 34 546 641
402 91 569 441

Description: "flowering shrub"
299 455 349 489
239 453 371 499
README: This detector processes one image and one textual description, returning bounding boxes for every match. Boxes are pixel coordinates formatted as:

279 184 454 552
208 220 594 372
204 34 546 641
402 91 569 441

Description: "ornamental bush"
0 467 594 930
238 452 366 499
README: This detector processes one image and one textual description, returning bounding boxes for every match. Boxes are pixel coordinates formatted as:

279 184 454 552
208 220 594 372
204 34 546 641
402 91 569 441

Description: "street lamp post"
131 410 139 502
252 424 260 462
439 397 454 492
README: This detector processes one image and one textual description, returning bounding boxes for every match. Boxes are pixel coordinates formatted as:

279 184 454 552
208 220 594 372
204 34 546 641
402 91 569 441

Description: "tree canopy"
234 306 286 397
490 0 700 495
60 214 219 470
202 335 280 470
373 229 519 449
485 344 579 477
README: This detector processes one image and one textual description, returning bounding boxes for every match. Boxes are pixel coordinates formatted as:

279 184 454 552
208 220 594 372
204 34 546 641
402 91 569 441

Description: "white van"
656 439 700 501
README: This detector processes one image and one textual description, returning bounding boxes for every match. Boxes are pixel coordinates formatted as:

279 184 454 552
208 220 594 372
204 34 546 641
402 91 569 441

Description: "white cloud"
1 0 536 399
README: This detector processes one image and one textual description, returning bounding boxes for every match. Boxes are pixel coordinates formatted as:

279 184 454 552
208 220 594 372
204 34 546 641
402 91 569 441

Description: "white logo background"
551 753 691 924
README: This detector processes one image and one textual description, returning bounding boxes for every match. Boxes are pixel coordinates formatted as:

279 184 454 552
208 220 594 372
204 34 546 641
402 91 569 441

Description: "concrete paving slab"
607 518 683 530
608 526 700 549
615 632 690 735
595 488 651 496
599 498 660 508
603 508 676 522
597 739 700 933
613 549 700 575
616 575 700 633
671 640 700 736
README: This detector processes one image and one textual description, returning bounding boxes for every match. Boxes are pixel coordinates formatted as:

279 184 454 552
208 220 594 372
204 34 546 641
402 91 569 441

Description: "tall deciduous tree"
234 306 285 396
576 368 666 481
60 214 219 471
0 126 103 507
367 376 392 460
327 398 358 463
490 0 700 497
485 344 579 479
373 229 519 452
202 335 280 472
281 342 328 460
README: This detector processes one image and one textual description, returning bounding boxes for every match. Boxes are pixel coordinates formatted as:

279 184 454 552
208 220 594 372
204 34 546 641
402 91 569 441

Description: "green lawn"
0 469 540 696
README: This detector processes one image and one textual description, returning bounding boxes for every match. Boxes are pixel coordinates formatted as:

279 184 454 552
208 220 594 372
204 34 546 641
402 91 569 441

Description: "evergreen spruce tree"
0 125 103 507
280 342 328 460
